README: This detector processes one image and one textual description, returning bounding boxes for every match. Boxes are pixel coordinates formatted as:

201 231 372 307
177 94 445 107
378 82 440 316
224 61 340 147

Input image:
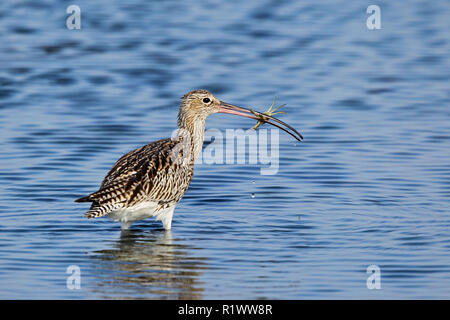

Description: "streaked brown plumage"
76 138 192 217
75 89 302 230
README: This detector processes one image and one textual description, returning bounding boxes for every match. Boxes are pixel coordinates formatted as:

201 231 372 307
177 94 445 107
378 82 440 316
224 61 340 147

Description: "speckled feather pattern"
76 90 224 227
76 138 194 218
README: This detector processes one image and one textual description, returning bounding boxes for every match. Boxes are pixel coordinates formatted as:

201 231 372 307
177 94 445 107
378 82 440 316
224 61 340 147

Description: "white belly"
107 201 176 230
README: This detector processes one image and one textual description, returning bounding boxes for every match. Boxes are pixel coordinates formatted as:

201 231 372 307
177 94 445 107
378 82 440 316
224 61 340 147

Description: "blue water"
0 0 449 299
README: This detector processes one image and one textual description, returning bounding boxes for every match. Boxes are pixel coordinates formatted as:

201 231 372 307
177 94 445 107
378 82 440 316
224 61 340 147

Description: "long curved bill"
218 101 303 141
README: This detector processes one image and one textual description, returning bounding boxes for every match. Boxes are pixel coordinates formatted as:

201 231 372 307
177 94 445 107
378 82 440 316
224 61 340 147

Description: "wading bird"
75 90 302 230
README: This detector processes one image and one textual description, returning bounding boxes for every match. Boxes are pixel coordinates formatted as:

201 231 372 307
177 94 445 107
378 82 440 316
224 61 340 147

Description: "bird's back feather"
75 138 194 219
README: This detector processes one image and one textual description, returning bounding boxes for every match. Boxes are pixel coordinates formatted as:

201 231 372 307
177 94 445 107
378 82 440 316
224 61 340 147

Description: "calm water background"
0 0 449 299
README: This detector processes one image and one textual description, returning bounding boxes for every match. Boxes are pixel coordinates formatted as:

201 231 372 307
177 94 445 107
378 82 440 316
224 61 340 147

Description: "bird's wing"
75 138 192 218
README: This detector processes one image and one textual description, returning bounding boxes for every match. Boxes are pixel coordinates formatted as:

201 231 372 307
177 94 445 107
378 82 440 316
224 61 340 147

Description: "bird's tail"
84 202 123 219
84 204 107 219
75 195 91 203
75 192 124 219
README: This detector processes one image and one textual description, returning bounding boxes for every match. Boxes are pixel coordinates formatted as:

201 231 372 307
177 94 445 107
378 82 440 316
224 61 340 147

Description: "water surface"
0 0 449 299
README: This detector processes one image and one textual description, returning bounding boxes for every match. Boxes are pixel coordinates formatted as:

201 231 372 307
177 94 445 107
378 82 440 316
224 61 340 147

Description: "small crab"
250 96 287 130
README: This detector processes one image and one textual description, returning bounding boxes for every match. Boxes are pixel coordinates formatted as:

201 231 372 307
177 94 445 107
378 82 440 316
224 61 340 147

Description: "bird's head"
178 89 303 141
180 89 220 121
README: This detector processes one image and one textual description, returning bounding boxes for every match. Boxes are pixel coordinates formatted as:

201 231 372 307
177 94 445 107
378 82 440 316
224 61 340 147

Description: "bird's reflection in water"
89 227 208 299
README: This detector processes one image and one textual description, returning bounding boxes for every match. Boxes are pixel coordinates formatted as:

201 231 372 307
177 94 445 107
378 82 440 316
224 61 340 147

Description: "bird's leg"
156 206 175 230
121 221 132 230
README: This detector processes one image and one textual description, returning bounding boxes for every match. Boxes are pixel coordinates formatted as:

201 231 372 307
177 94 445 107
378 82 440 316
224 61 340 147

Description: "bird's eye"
203 98 211 104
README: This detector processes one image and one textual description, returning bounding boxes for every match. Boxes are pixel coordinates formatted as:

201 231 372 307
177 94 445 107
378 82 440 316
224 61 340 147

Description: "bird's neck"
177 114 205 163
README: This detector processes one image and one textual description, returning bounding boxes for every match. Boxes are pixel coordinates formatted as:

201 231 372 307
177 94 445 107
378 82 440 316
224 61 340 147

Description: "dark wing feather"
75 138 193 219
